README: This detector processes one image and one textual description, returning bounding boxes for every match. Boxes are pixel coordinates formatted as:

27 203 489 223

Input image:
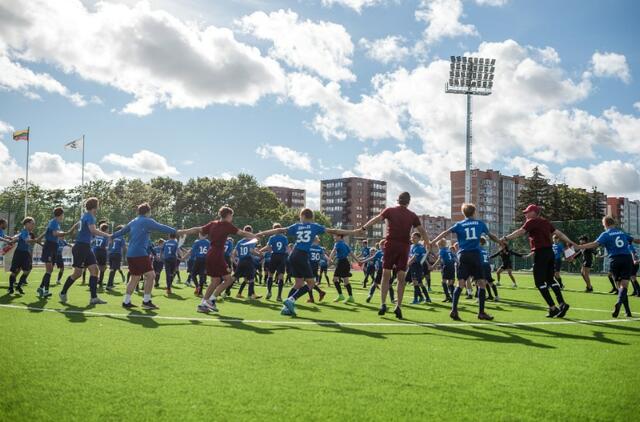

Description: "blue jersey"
309 244 324 262
629 243 638 259
224 239 233 257
45 218 61 242
410 243 426 264
76 212 96 244
288 223 326 252
439 247 455 266
360 246 371 259
163 239 178 259
319 247 328 267
109 237 125 255
334 240 350 260
235 239 256 259
264 251 272 262
0 228 4 239
152 246 162 261
92 236 108 252
372 250 383 270
112 215 176 258
16 229 32 252
450 218 489 252
596 228 634 257
192 239 210 258
268 234 289 255
552 243 564 260
480 248 490 266
253 255 262 267
57 239 68 255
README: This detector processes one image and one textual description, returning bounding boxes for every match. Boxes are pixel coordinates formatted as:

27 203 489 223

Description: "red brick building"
268 186 306 209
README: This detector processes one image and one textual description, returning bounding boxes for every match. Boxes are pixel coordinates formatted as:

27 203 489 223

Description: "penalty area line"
0 303 638 328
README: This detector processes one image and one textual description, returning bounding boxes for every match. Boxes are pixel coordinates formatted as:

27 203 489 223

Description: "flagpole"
81 134 85 192
24 126 30 218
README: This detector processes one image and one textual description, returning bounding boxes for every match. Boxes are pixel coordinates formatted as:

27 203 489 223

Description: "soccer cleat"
266 292 272 300
43 290 52 298
585 287 593 293
333 294 345 302
478 312 494 321
496 281 501 286
318 291 326 302
411 298 420 305
546 307 560 318
249 294 262 300
203 300 218 312
612 303 621 318
425 298 432 304
512 283 518 288
59 292 67 303
428 287 433 292
442 297 452 303
106 285 114 292
306 298 315 303
393 307 403 320
345 296 355 304
197 304 211 313
16 286 25 295
378 304 387 316
283 298 296 316
609 288 618 294
556 303 570 318
122 302 136 309
493 296 500 302
625 312 633 318
56 280 61 285
142 301 158 310
90 297 107 305
276 296 282 302
449 310 461 321
36 287 43 298
280 307 292 316
466 294 473 300
236 294 245 299
365 295 372 303
166 288 172 295
7 287 14 295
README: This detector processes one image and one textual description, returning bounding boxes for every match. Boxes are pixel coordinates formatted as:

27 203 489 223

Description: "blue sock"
248 281 255 296
9 274 16 289
478 288 486 313
292 285 309 301
266 276 273 293
621 288 631 314
442 282 450 298
452 287 462 311
89 275 98 299
419 283 430 301
368 283 376 296
448 284 455 297
413 285 419 300
286 287 296 298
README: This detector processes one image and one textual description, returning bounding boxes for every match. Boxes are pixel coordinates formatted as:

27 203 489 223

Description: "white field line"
0 303 638 328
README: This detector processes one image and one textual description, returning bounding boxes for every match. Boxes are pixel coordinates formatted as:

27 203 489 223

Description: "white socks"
124 294 131 304
143 294 151 302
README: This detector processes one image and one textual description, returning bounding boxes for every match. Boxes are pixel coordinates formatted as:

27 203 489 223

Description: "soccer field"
1 269 638 421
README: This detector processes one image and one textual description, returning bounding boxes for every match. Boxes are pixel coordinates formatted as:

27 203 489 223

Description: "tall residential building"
450 169 527 236
607 197 640 237
418 214 452 241
320 177 386 239
268 186 306 209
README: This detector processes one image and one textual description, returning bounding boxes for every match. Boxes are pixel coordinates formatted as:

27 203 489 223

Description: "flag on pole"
12 129 29 141
64 138 84 150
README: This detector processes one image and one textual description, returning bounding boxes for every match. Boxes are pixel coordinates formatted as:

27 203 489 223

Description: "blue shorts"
457 250 483 280
290 249 313 279
234 257 256 280
55 254 65 269
72 242 96 268
94 249 107 266
406 262 423 282
40 240 58 264
109 253 122 270
11 249 32 273
442 262 455 280
483 264 494 282
554 259 562 272
610 254 633 282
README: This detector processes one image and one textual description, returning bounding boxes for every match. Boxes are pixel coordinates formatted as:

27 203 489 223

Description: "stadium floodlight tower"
445 56 496 203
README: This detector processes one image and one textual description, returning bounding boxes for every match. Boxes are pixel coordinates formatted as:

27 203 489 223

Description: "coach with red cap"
502 204 575 318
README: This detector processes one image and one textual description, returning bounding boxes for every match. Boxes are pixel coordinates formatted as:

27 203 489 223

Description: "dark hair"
412 232 421 238
0 218 6 225
219 206 233 219
137 203 151 215
300 208 314 220
85 197 99 211
398 192 411 206
169 232 177 239
53 207 64 217
99 223 109 231
244 225 253 233
579 235 588 242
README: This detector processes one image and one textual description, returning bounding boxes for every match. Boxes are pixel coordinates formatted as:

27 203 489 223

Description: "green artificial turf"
1 268 638 421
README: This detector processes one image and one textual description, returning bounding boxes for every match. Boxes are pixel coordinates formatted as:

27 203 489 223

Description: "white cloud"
287 72 404 141
591 52 631 84
101 150 179 176
320 0 387 13
263 174 320 209
256 144 314 172
504 156 552 179
634 102 640 112
237 9 354 82
561 161 640 197
0 120 14 136
0 54 88 106
0 0 286 115
474 0 509 6
359 36 409 64
415 0 478 46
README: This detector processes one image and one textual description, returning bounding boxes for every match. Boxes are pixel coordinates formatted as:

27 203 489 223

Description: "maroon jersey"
381 206 421 244
521 217 555 251
201 220 238 250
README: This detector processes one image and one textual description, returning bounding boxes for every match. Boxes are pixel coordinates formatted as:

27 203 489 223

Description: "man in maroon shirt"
502 204 575 318
360 192 429 319
181 206 256 313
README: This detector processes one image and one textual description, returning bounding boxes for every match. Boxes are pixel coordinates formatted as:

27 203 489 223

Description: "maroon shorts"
206 250 230 278
127 256 153 276
382 240 411 272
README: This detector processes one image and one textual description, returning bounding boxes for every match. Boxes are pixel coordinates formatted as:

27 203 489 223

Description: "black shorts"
55 254 65 269
610 254 633 282
583 257 593 268
192 258 206 277
483 264 494 282
406 262 423 283
95 249 107 266
320 264 328 272
633 262 639 276
442 262 455 280
499 264 512 271
269 253 287 275
334 258 352 278
10 249 32 273
533 248 554 287
289 249 313 279
364 261 376 276
263 260 270 272
164 258 178 275
72 242 96 268
109 253 122 270
234 257 256 280
457 250 484 280
310 262 319 278
187 259 195 273
40 240 58 264
553 259 562 272
153 260 164 272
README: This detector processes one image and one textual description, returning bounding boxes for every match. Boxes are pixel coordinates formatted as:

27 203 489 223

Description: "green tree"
516 166 550 223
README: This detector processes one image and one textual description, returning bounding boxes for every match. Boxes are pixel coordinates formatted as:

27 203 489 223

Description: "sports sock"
452 287 462 311
368 283 377 297
248 281 255 297
345 283 353 297
286 287 296 298
491 284 498 297
292 285 309 300
57 270 64 282
413 285 419 301
608 274 616 289
124 293 132 304
442 282 451 299
419 283 430 301
631 280 640 295
621 287 631 314
478 288 486 313
108 270 116 286
143 293 151 302
99 269 105 285
238 281 247 295
389 284 395 302
313 285 323 293
61 276 75 294
277 279 284 298
550 283 565 304
537 285 555 307
426 277 431 289
17 274 28 287
9 274 16 289
448 284 455 298
43 273 51 290
89 276 98 299
267 276 273 294
334 281 343 295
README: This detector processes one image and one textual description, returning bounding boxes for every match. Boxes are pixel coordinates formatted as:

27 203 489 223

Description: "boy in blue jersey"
309 236 329 302
260 223 289 301
92 222 110 288
190 233 210 296
329 234 358 303
431 239 455 302
38 207 75 298
406 232 431 304
576 216 640 317
432 203 503 321
112 203 188 310
552 235 565 289
107 225 126 290
222 237 235 297
479 237 500 301
163 233 179 294
257 208 358 317
152 239 165 288
59 198 112 306
360 241 384 303
629 243 640 296
232 226 263 300
55 238 69 285
263 250 271 288
357 240 374 288
8 217 38 295
319 245 330 285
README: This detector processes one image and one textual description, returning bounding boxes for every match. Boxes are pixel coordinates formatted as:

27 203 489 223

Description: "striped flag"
64 137 84 150
12 129 29 141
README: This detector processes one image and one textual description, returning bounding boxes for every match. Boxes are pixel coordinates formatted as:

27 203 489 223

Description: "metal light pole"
445 56 496 203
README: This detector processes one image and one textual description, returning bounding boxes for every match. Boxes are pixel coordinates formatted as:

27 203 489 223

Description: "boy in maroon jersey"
181 206 256 313
359 192 430 319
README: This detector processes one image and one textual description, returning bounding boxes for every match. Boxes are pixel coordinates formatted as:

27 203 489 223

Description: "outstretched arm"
503 228 527 242
431 228 452 245
238 229 257 239
575 241 599 250
552 229 575 247
255 228 286 238
416 225 430 249
361 213 384 232
326 228 360 236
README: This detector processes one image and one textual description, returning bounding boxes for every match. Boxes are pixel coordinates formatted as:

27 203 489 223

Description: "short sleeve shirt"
381 206 421 244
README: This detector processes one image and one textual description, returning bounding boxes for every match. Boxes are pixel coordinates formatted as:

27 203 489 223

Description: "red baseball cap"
523 204 541 214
